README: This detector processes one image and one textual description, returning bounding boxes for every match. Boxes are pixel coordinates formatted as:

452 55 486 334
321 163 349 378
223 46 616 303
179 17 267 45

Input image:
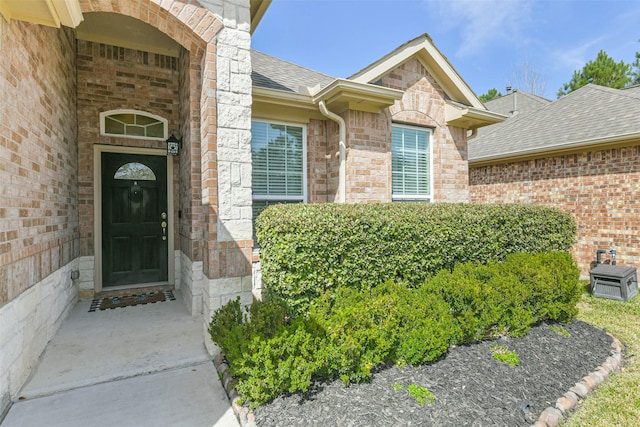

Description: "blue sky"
252 0 640 100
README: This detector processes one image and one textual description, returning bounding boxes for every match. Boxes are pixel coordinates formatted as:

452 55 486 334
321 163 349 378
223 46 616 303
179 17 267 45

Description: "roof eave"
445 104 508 130
250 0 271 34
312 79 404 114
469 132 640 166
252 86 325 122
1 0 83 28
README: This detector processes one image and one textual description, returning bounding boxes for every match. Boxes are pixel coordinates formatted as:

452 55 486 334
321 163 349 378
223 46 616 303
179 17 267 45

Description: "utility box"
590 265 638 301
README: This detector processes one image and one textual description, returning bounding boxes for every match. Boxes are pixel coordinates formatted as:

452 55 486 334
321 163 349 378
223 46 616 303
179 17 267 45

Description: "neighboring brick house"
469 84 640 275
0 1 502 414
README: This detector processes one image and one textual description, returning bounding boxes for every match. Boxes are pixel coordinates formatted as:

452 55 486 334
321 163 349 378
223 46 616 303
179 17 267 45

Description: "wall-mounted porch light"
166 133 182 156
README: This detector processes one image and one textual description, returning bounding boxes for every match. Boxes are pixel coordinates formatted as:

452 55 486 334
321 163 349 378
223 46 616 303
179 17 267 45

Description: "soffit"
0 0 83 28
252 87 325 122
253 79 404 120
76 12 181 57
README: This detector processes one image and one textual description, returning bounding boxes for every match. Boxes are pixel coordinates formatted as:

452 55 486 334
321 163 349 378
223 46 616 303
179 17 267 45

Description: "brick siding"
0 21 78 307
345 110 392 202
469 144 640 274
307 119 329 203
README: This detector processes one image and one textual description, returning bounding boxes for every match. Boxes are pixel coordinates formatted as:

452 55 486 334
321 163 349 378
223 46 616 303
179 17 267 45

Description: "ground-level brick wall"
0 21 78 307
0 19 78 416
469 144 640 274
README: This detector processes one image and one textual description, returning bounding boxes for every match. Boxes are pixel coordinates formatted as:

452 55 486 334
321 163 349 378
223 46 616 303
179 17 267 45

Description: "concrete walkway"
1 291 239 427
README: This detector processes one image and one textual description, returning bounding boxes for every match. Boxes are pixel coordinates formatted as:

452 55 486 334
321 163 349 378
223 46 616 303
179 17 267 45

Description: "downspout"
318 100 346 203
468 128 478 140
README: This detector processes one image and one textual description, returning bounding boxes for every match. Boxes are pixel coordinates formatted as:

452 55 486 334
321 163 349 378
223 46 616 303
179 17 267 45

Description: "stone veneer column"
199 0 254 353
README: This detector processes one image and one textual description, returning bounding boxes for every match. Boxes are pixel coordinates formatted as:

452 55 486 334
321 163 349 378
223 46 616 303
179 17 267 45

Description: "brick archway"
78 0 222 52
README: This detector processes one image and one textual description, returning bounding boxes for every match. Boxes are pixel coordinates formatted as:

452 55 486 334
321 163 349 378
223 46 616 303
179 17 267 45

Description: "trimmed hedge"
209 252 582 409
256 202 576 314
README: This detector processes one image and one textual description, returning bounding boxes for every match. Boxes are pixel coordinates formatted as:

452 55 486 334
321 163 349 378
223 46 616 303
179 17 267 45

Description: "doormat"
89 290 176 312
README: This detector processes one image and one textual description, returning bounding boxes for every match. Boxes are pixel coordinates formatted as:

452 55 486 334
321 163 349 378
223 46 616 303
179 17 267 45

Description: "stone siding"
469 145 640 274
0 261 78 415
199 0 254 341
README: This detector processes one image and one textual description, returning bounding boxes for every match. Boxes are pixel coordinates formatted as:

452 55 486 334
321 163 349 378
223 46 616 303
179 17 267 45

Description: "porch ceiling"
0 0 83 28
76 12 182 57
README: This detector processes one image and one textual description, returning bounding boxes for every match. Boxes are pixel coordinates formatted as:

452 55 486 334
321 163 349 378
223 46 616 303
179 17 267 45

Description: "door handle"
161 212 167 241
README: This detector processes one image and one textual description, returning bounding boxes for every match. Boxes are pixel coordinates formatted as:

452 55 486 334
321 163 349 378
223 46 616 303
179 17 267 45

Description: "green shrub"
256 203 576 314
208 296 291 374
232 318 324 409
309 281 455 383
421 251 581 342
209 252 581 409
209 281 456 407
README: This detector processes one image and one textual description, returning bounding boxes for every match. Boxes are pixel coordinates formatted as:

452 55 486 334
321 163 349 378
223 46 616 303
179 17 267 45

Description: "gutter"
318 101 346 203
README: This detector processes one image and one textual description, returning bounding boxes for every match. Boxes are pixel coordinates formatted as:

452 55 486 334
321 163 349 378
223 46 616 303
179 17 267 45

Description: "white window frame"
251 120 308 205
99 109 168 141
391 123 433 202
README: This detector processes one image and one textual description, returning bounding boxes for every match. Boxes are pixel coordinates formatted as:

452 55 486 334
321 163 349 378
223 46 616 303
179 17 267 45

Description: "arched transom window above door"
100 110 168 140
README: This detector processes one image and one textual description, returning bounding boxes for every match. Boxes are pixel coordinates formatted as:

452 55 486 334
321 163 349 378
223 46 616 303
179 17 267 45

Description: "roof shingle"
251 50 335 93
469 84 640 162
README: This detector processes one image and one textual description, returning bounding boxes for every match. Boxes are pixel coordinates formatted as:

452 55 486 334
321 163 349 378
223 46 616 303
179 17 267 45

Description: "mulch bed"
253 320 614 426
89 290 175 312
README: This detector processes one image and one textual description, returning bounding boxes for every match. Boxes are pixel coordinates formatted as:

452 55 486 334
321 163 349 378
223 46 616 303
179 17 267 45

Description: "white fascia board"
52 0 83 28
252 86 315 110
312 78 403 113
0 0 83 28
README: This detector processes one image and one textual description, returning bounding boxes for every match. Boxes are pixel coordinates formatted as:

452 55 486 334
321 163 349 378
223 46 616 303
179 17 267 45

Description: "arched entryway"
74 1 222 311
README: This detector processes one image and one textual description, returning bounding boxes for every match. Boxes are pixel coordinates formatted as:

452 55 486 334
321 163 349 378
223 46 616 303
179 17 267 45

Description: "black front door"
102 153 168 287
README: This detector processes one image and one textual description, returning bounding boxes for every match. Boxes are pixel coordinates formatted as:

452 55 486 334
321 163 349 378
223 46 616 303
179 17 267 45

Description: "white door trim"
93 144 175 293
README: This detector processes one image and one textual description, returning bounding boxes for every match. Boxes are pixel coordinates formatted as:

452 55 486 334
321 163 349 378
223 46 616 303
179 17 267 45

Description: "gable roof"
349 34 483 109
469 84 640 165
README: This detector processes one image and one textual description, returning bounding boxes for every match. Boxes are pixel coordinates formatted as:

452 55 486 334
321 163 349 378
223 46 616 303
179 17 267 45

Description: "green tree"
558 50 632 97
632 41 640 85
479 88 503 102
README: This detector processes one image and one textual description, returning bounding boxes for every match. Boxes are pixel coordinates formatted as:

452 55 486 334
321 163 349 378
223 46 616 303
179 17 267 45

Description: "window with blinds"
251 121 306 224
391 124 432 200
